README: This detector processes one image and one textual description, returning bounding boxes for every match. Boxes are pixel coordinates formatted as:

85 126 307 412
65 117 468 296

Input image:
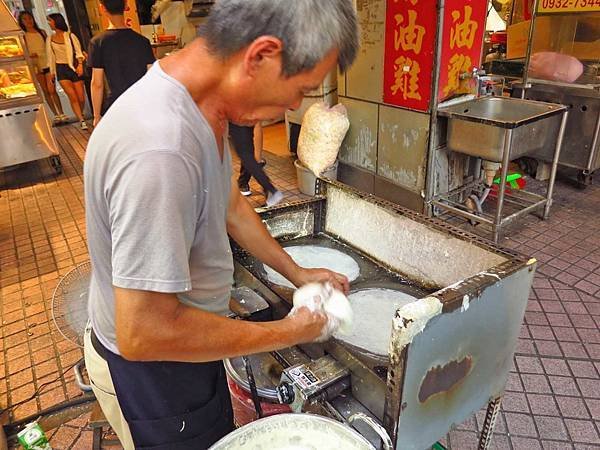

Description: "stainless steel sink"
438 96 567 162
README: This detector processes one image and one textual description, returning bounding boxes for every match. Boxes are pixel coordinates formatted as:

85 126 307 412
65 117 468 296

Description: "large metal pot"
210 413 391 449
224 353 282 401
224 353 291 426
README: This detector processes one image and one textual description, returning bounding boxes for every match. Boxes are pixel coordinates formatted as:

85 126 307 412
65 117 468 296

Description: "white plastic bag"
298 102 350 177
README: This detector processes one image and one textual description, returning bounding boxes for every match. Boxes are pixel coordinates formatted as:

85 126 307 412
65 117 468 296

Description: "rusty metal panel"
394 268 534 450
338 97 378 172
346 0 385 102
377 105 430 194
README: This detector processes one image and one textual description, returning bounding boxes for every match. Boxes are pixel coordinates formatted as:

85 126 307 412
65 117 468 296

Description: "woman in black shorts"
45 13 88 130
18 11 66 123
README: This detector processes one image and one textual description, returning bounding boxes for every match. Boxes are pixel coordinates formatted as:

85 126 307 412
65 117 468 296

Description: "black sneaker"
239 184 252 196
258 159 267 168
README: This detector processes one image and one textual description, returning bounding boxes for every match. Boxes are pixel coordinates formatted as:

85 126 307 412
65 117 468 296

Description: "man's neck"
159 39 232 138
107 14 127 29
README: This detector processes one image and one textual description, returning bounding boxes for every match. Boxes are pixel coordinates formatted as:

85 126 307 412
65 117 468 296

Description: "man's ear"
243 36 284 77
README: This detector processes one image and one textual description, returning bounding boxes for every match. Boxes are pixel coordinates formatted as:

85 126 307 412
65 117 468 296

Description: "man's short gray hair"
198 0 359 76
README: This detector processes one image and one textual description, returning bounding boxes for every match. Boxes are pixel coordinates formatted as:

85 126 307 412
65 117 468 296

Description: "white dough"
335 288 418 356
290 283 353 342
324 289 353 335
263 245 360 289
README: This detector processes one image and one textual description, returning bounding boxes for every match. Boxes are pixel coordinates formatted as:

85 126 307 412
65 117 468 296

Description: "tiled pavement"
438 175 600 449
1 123 599 449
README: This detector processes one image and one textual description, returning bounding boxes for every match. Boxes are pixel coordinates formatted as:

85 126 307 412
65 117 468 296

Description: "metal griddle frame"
231 178 534 449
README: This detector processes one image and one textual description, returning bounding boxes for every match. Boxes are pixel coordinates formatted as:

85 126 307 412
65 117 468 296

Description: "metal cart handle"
74 360 93 392
348 412 393 450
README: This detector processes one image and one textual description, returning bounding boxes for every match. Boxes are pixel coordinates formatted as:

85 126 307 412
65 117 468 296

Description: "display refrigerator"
0 0 61 173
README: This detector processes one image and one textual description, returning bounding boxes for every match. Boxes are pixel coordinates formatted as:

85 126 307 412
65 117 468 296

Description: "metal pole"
424 0 446 214
544 110 569 219
493 129 513 243
521 0 540 99
478 397 503 450
585 111 600 174
242 356 264 419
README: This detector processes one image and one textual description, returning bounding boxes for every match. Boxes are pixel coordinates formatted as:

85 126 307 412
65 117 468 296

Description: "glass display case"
512 3 600 187
0 35 23 58
0 33 40 108
526 12 600 85
0 0 60 172
0 60 36 100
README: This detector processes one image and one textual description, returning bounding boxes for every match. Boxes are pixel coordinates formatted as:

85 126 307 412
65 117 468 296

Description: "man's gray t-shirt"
84 62 233 355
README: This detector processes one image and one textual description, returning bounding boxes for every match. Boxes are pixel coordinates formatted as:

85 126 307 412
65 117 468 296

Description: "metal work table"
432 96 568 242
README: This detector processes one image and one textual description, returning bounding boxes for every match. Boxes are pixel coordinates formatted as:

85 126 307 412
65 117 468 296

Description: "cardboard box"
507 17 552 59
508 16 599 61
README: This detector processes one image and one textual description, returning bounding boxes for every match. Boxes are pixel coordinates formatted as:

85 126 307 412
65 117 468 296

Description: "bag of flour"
298 102 350 177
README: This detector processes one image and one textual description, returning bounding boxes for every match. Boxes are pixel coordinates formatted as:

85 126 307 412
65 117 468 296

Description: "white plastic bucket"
294 159 338 196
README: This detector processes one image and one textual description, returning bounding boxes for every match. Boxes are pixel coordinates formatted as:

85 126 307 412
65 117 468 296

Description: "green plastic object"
493 173 523 189
432 442 447 450
17 422 51 450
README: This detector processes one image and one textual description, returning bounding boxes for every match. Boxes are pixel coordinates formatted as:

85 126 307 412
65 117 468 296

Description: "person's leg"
230 124 276 194
59 79 84 121
36 72 57 116
240 152 277 194
230 124 255 192
253 123 264 163
83 326 135 450
73 80 86 113
237 166 252 195
45 72 64 116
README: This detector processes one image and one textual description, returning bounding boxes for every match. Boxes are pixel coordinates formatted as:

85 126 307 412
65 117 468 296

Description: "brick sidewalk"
1 123 599 449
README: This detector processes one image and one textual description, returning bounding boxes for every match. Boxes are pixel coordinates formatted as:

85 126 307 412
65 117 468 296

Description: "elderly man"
83 0 359 448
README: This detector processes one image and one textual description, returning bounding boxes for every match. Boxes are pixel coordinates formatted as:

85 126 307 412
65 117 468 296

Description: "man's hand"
284 306 329 343
114 287 331 362
290 267 350 295
75 63 84 77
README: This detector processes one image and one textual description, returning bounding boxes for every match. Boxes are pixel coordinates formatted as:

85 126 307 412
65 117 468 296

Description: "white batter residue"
335 288 417 356
389 296 443 364
209 414 372 449
263 245 360 289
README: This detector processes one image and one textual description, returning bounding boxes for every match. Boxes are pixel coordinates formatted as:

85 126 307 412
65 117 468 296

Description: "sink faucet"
459 67 486 97
459 67 505 97
459 67 485 81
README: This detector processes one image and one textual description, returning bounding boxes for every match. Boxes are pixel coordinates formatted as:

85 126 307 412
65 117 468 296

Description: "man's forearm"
227 194 299 283
91 83 103 120
225 188 350 294
115 288 308 362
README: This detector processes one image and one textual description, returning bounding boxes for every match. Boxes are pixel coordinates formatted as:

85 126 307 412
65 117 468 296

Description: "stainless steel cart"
231 179 537 449
0 1 60 173
432 96 568 243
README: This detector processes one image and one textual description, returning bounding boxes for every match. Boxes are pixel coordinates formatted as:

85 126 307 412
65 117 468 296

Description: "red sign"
438 0 487 101
383 0 437 112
